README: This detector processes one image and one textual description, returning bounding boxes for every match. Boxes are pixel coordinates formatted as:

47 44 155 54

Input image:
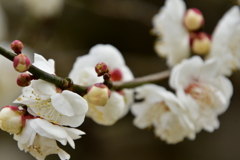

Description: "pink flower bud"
10 40 24 54
0 106 24 134
110 69 122 81
87 83 111 106
190 32 211 55
95 62 109 76
17 73 33 87
13 54 31 72
184 8 204 31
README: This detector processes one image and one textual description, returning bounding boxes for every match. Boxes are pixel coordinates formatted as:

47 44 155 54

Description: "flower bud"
0 106 24 134
87 83 111 106
10 40 24 54
13 54 31 72
190 32 211 55
110 69 122 81
95 62 109 76
17 73 32 87
184 8 204 31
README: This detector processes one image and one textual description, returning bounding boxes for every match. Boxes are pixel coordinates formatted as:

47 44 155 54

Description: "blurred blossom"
69 44 134 125
170 56 233 132
207 6 240 76
152 0 190 67
22 0 65 19
131 84 195 144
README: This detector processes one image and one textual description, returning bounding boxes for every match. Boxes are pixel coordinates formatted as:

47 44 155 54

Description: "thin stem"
0 45 88 95
0 45 169 95
112 70 171 90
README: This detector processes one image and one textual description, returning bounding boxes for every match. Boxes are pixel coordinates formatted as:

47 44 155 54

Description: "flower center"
185 82 215 109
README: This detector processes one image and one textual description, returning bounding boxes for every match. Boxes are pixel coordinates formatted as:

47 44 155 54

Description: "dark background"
0 0 240 159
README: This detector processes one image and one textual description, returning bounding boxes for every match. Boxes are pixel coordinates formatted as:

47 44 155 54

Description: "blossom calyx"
87 83 111 106
13 54 31 72
0 106 24 134
184 8 204 31
95 62 109 76
190 32 211 55
11 40 24 54
17 73 33 87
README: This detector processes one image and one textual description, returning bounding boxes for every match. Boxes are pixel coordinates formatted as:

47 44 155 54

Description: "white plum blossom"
152 0 190 67
14 54 88 127
170 56 233 132
131 84 195 144
14 118 85 160
69 44 134 125
208 6 240 76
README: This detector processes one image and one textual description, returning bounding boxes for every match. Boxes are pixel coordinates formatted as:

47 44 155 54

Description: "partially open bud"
184 8 204 31
10 40 24 54
190 32 211 55
13 54 31 72
87 83 111 106
110 69 122 81
95 62 109 76
17 73 33 87
0 106 24 134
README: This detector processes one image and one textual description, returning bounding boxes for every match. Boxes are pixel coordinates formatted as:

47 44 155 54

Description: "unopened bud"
13 54 31 72
87 83 111 106
184 8 204 31
190 32 211 55
17 73 33 87
0 106 24 134
110 69 122 81
10 40 24 54
95 62 109 76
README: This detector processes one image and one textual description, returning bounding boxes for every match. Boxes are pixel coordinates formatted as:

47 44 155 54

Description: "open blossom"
131 84 195 144
152 0 190 67
170 56 233 132
207 6 240 76
69 44 134 125
14 118 85 160
14 54 88 127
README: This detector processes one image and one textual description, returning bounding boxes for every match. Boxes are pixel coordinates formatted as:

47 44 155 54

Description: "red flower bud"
10 40 24 54
13 54 31 72
16 73 33 87
95 62 109 76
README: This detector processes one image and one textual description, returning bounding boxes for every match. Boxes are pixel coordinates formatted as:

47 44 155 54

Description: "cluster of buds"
11 40 31 73
183 8 211 55
10 40 33 87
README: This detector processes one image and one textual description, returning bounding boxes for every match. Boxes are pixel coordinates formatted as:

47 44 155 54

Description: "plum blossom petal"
14 118 84 160
131 84 195 144
32 53 55 74
69 44 134 125
170 56 233 132
153 0 190 67
208 6 240 76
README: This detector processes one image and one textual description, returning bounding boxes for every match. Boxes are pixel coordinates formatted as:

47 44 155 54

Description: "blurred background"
0 0 240 159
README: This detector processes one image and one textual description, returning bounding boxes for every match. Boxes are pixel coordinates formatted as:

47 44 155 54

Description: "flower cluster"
0 53 88 159
0 0 239 159
131 0 236 143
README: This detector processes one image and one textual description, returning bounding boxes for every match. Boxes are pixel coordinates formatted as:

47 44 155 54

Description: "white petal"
51 93 75 116
32 53 55 74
